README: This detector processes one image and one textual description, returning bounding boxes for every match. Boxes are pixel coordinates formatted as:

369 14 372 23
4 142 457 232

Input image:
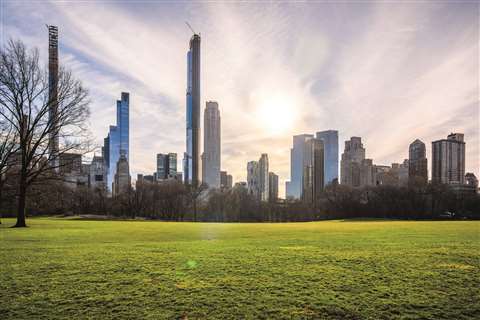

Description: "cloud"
2 1 478 196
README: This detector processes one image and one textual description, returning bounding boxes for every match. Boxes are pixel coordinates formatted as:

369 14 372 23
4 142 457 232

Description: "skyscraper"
259 154 269 202
157 153 168 180
47 25 59 168
268 172 279 202
184 33 201 187
104 92 129 192
287 134 314 198
113 151 131 196
220 171 233 189
156 153 177 180
202 101 221 188
168 153 177 179
302 138 324 203
432 133 465 184
341 137 374 187
89 155 106 190
408 139 428 185
247 154 269 201
247 161 259 198
316 130 339 186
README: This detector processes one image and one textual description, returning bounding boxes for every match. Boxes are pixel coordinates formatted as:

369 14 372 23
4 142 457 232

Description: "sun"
256 95 296 135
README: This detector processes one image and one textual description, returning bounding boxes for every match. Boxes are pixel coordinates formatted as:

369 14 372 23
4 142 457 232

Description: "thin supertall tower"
184 32 201 187
202 101 221 188
47 25 59 167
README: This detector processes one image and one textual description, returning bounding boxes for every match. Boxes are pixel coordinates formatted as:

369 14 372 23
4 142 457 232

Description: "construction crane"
185 21 197 35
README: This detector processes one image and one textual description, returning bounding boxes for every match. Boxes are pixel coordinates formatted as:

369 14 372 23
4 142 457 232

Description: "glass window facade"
316 130 339 186
183 34 201 186
104 93 129 192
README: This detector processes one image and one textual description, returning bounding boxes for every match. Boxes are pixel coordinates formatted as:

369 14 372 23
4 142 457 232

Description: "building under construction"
47 25 59 166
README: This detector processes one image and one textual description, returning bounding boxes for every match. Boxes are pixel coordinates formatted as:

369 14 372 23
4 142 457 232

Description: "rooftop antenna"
185 21 196 35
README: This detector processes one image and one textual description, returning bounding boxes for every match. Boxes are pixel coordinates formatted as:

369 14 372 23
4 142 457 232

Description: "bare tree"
0 40 91 227
186 183 208 222
0 121 18 223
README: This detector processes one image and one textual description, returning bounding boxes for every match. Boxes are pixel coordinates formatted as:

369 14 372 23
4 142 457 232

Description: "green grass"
1 218 479 319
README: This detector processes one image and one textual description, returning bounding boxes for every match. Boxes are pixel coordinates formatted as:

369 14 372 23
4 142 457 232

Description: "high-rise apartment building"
168 153 177 179
287 134 314 198
202 101 221 188
113 151 131 196
247 154 270 201
220 171 233 190
408 139 428 185
104 92 129 192
89 155 106 190
47 25 59 168
316 130 338 186
374 160 409 187
259 154 269 202
432 133 465 184
184 33 201 187
302 138 324 203
247 161 259 198
341 137 375 187
156 153 178 180
268 172 279 202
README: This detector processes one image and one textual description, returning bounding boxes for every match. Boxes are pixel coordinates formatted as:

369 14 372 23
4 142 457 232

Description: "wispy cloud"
1 1 478 196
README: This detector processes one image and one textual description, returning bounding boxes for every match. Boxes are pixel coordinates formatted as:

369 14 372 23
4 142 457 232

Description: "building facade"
316 130 338 186
258 154 269 202
408 139 428 185
184 33 201 187
373 160 408 187
104 92 129 192
157 153 178 180
113 151 131 196
89 155 106 190
287 134 314 198
268 172 279 202
247 161 259 198
247 154 269 201
302 138 324 203
47 25 59 169
432 133 465 184
220 171 233 190
59 153 88 188
202 101 221 188
341 137 375 187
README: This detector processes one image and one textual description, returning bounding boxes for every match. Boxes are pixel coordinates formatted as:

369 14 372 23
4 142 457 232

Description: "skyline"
2 1 478 197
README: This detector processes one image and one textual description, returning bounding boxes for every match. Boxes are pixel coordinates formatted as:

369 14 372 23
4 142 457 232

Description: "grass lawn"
1 218 479 319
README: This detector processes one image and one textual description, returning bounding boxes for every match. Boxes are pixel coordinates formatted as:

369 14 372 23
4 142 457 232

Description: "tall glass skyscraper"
104 92 129 192
183 34 201 187
316 130 339 186
287 134 313 198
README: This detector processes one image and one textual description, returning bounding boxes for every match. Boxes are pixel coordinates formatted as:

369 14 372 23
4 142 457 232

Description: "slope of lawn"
1 218 479 319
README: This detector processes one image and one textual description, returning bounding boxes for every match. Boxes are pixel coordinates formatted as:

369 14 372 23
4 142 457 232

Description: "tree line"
1 178 479 223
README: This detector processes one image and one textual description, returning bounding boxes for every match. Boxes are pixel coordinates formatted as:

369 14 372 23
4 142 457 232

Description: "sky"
1 1 478 197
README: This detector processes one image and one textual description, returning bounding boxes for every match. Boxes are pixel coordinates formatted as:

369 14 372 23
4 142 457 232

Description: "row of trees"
1 177 479 222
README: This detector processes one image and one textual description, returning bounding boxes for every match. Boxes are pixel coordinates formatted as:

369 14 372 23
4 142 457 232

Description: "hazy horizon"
2 1 478 196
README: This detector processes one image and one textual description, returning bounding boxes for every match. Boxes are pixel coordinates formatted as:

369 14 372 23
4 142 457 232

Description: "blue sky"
1 1 478 196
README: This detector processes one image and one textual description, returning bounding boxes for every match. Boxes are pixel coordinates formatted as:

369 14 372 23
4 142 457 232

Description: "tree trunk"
193 199 197 222
0 185 2 224
14 176 27 227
